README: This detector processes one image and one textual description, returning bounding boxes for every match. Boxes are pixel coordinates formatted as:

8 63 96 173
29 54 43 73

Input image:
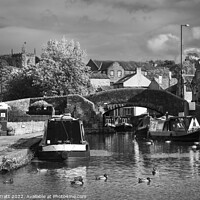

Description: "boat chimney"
165 111 168 120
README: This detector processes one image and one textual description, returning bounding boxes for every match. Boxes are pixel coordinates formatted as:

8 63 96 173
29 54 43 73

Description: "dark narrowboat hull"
135 128 200 142
115 124 133 132
134 127 149 139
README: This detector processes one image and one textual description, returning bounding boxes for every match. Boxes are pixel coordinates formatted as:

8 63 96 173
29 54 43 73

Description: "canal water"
1 132 200 200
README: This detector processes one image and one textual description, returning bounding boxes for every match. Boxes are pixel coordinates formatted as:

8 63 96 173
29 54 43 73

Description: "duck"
36 168 48 173
3 178 13 184
70 179 84 186
152 167 157 175
95 174 108 181
138 177 151 184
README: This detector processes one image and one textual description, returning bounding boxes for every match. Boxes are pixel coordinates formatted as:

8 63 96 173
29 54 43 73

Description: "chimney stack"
136 67 142 74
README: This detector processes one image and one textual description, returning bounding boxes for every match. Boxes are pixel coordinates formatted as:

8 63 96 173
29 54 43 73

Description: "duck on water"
36 113 90 161
95 174 108 181
138 177 151 184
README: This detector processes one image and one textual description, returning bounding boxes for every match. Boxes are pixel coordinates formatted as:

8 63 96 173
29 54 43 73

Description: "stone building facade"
0 43 37 68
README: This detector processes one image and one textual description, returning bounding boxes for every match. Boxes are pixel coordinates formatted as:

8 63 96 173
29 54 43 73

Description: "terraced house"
87 59 153 85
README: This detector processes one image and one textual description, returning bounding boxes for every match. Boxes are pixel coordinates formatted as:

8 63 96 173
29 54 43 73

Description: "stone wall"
5 94 101 132
7 121 45 135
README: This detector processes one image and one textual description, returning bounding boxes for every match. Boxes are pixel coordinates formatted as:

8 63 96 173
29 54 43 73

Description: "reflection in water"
1 133 200 200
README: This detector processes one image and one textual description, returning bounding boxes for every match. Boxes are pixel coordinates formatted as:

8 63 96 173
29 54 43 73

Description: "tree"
3 67 44 101
185 52 200 70
35 37 92 96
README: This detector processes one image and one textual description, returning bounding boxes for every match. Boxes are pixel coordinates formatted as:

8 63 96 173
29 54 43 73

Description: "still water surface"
1 133 200 200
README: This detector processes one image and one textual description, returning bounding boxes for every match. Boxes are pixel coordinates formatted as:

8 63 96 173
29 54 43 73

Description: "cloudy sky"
0 0 200 63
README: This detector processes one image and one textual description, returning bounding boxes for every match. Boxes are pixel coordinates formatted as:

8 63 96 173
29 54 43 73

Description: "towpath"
0 132 43 171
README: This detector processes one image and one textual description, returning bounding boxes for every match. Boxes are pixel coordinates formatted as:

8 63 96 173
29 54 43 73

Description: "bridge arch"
86 88 189 116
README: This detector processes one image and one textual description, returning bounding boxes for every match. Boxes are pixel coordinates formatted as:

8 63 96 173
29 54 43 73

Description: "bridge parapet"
86 88 189 116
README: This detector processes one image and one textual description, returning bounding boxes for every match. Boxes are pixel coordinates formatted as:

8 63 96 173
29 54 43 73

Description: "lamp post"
180 24 189 99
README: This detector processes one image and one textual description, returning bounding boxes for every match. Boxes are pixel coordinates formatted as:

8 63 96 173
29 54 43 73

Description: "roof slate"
87 59 154 72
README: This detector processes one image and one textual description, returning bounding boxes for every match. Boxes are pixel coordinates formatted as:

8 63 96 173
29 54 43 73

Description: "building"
90 72 111 92
113 67 151 89
87 59 153 85
104 67 152 126
0 43 38 68
0 43 39 99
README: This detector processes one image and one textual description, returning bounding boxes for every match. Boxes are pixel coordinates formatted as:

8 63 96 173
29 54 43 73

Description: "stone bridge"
85 88 189 116
6 88 192 132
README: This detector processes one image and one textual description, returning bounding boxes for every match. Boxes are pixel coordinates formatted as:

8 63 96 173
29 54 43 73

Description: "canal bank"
0 132 42 172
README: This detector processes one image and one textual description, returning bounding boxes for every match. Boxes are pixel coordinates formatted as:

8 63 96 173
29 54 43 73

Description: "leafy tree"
35 37 92 96
185 52 200 70
3 37 93 100
3 67 44 101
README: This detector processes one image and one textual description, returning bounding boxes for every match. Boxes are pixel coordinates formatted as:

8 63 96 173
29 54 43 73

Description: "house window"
110 70 114 77
106 118 111 124
122 118 127 123
186 83 192 92
124 107 132 115
117 70 122 78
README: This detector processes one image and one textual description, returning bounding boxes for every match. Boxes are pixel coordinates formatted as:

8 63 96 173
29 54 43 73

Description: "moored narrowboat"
37 113 90 161
135 115 200 142
114 122 133 132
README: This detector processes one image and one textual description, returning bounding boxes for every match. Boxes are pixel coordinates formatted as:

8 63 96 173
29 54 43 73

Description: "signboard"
156 121 164 131
149 120 158 131
149 120 164 131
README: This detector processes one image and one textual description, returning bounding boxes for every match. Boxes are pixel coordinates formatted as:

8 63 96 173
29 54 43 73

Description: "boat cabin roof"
50 113 80 122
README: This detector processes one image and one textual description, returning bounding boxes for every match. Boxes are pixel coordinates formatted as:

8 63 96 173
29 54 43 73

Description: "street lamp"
180 24 189 99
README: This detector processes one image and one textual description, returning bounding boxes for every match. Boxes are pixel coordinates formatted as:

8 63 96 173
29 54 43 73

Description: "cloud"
184 47 200 55
0 26 64 55
111 1 155 13
147 33 179 52
0 0 200 62
40 9 60 29
192 27 200 39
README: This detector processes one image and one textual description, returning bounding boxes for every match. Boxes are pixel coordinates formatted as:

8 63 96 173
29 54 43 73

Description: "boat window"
138 120 143 128
158 121 164 131
170 119 185 131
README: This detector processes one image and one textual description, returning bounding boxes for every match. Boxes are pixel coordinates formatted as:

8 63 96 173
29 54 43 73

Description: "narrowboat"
134 115 200 142
134 115 151 139
37 113 90 161
104 123 116 133
114 122 133 132
105 123 116 129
